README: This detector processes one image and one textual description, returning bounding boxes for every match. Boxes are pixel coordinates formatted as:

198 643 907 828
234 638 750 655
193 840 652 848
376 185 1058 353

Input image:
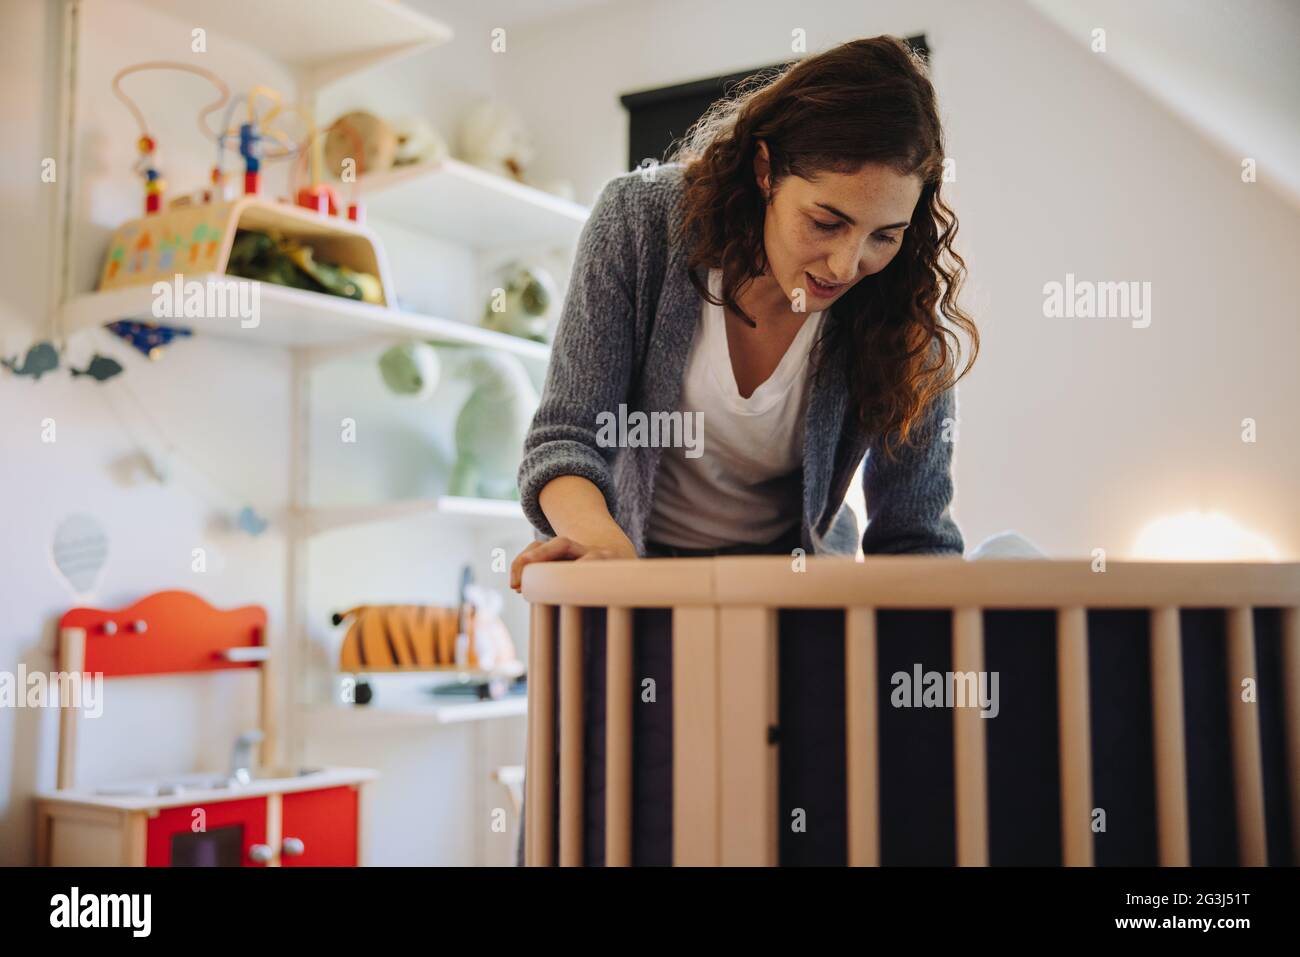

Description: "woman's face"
755 145 923 309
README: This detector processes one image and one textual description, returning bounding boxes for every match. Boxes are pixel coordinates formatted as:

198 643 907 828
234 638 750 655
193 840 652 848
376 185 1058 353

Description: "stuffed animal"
323 111 398 178
448 350 538 500
375 344 538 501
378 341 441 400
334 604 469 671
390 116 448 167
334 601 520 673
456 99 535 182
480 262 558 343
464 585 522 674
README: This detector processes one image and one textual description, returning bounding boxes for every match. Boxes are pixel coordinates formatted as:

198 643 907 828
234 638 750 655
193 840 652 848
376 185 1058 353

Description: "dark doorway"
619 35 929 171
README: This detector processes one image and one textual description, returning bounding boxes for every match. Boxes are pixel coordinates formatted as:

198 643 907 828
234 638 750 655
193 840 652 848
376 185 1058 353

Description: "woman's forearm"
537 475 631 547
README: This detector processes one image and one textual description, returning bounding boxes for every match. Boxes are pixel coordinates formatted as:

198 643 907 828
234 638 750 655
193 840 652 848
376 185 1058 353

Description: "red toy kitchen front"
146 786 360 868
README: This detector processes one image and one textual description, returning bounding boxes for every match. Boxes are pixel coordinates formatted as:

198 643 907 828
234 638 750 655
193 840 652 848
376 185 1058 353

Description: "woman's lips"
806 271 847 297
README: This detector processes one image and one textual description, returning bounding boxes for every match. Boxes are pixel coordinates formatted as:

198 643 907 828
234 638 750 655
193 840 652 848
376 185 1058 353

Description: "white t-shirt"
645 268 826 548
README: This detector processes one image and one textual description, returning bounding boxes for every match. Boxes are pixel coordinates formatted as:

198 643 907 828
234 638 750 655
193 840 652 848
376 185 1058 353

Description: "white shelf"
133 0 453 89
301 496 527 536
359 158 590 250
60 276 551 363
302 697 527 731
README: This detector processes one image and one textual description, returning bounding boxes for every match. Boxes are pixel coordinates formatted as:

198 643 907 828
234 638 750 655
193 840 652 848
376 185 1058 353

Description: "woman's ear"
753 139 771 199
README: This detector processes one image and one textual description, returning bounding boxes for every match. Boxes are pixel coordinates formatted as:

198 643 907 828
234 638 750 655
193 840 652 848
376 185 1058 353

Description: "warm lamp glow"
1131 510 1280 561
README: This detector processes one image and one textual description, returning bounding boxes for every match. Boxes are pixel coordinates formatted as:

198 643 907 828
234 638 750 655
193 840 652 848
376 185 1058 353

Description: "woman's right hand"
509 531 637 593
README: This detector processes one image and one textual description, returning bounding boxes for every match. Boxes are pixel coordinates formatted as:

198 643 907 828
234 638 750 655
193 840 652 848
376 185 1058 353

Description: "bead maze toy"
112 61 230 215
100 64 392 304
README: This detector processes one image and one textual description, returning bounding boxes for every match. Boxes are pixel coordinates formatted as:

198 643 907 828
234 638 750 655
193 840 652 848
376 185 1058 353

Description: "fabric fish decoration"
70 354 124 382
2 341 59 380
106 320 192 359
236 506 268 536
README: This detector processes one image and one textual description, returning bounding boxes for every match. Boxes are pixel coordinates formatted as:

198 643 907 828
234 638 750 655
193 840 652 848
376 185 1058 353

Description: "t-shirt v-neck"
706 269 825 414
643 268 827 549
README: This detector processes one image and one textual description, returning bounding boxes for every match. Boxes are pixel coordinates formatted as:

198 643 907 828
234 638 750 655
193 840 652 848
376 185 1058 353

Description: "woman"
510 35 979 865
511 35 977 589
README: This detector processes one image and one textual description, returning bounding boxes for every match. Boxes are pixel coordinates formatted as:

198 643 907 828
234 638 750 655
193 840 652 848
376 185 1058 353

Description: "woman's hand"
510 531 637 593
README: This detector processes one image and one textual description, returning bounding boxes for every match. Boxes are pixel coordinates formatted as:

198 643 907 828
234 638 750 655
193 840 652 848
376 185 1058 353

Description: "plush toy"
456 99 535 182
376 344 538 501
391 116 448 167
333 600 520 674
463 584 522 674
334 604 466 670
480 262 558 343
969 531 1047 559
378 341 441 400
448 351 537 500
324 110 398 178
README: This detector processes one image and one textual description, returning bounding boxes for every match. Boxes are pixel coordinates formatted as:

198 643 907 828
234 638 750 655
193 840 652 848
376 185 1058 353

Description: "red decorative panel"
59 590 266 677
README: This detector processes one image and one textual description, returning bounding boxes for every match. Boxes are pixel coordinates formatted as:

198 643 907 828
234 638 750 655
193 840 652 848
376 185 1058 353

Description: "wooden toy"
95 195 394 307
111 61 230 216
34 590 376 867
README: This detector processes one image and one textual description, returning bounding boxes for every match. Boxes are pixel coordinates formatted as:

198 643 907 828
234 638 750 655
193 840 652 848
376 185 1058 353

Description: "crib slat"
845 607 879 866
718 606 777 866
1283 607 1300 864
1056 607 1094 866
953 607 989 866
605 606 633 867
526 603 555 866
1150 606 1190 866
559 605 584 866
673 606 719 865
1226 607 1268 865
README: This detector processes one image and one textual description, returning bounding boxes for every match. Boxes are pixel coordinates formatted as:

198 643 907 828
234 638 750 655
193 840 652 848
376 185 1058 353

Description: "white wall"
495 0 1300 560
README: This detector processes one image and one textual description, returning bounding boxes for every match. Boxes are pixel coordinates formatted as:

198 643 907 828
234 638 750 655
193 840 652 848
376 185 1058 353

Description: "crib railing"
520 557 1300 866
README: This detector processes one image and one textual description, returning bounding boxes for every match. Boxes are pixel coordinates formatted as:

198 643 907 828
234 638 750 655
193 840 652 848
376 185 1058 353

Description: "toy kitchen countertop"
37 766 379 813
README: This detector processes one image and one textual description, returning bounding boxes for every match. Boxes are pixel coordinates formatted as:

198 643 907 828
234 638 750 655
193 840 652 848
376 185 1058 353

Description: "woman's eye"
872 233 899 246
811 219 840 232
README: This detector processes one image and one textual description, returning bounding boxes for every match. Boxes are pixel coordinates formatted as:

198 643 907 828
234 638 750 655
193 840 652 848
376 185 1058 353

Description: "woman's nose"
825 242 863 283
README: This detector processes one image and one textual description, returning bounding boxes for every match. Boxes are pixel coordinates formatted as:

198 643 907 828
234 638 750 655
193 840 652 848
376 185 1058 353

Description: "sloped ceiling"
1024 0 1300 210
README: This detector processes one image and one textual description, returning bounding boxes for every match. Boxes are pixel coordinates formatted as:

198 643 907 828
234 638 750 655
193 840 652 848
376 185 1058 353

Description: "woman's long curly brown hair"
668 35 979 462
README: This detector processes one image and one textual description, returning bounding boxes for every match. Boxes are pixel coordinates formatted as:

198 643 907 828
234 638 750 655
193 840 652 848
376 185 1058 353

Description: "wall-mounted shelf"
359 158 590 250
61 276 552 363
132 0 453 89
302 697 527 731
300 496 526 537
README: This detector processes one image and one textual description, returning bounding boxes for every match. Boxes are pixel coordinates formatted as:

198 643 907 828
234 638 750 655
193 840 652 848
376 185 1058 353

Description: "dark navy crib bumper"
521 606 1295 867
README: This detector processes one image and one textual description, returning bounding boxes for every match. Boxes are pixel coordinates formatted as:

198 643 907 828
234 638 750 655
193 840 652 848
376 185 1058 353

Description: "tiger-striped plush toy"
334 604 479 671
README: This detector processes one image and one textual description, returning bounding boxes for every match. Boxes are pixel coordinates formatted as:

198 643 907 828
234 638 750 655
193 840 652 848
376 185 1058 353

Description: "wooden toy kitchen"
34 590 375 867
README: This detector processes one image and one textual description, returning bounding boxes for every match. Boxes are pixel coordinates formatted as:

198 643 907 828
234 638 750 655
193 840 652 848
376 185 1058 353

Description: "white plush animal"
456 99 535 182
968 531 1047 560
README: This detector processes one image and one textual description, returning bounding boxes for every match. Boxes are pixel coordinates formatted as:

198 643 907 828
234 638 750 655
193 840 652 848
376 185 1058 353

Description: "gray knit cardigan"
516 163 965 558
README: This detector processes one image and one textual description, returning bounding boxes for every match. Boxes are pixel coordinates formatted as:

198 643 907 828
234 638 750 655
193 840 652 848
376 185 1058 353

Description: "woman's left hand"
509 533 637 593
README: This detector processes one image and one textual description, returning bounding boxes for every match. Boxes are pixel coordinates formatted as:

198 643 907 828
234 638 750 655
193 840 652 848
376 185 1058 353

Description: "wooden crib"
519 557 1300 866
